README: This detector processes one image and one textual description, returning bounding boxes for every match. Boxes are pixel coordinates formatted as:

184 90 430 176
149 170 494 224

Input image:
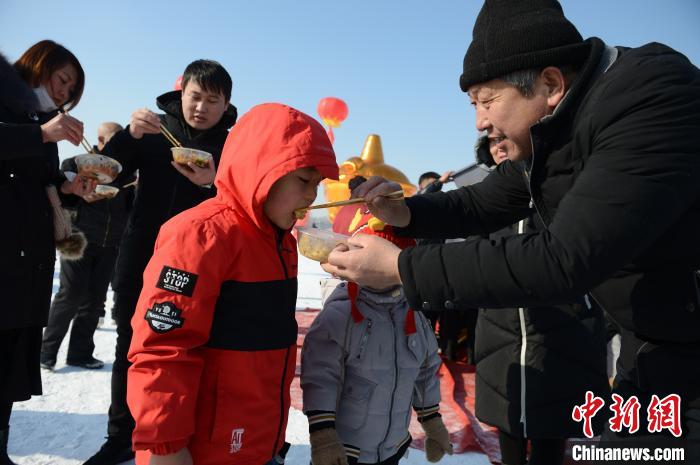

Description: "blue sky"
2 0 699 188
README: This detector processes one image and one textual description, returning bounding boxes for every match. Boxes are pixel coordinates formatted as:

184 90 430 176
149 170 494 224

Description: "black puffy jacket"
397 38 700 343
0 53 68 330
474 217 609 438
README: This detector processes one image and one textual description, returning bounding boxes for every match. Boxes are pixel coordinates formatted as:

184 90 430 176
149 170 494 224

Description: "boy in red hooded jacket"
126 103 339 465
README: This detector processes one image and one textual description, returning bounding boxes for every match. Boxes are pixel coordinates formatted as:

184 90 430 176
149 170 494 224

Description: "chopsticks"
295 190 404 216
160 124 182 147
58 106 95 154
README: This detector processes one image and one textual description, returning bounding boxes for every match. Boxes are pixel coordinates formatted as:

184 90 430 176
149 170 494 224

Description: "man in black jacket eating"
84 59 237 465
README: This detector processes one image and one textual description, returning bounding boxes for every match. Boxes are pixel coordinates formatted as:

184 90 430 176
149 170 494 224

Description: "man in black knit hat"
323 0 700 462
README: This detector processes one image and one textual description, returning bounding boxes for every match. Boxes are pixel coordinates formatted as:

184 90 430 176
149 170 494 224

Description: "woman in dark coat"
0 40 93 464
472 136 609 465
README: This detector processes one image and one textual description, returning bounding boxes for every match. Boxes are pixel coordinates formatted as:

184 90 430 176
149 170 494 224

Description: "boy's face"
264 167 323 230
181 81 228 130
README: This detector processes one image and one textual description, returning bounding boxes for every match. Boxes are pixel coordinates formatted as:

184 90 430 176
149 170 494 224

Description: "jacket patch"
145 302 185 333
156 266 198 297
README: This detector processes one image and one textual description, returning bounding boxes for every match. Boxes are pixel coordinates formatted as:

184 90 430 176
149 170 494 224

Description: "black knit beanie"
460 0 589 92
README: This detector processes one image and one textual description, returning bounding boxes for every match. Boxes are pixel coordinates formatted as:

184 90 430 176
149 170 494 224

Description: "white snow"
8 254 490 465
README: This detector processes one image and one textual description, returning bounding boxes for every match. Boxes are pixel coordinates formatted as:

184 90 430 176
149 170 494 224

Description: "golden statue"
323 134 416 221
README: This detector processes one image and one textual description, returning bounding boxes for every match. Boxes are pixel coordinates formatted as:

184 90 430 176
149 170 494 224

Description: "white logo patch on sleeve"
144 302 185 333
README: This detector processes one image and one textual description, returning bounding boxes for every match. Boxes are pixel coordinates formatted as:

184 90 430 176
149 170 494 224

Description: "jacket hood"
0 52 38 115
215 103 339 231
156 90 238 132
325 280 407 322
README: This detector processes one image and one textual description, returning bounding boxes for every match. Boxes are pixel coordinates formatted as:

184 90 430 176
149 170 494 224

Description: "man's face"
181 81 228 130
468 79 551 162
97 124 121 151
419 177 438 190
264 167 323 230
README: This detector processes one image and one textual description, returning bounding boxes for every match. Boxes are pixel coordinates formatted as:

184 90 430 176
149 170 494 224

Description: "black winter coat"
474 217 609 438
397 39 700 399
103 91 237 295
0 53 68 330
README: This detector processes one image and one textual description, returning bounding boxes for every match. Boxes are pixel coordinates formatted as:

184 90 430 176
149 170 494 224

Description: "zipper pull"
529 198 534 209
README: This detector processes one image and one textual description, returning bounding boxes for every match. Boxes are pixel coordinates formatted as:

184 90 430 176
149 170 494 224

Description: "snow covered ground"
8 254 490 465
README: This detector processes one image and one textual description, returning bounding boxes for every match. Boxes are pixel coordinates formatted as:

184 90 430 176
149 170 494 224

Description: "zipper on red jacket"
272 346 291 459
275 229 289 279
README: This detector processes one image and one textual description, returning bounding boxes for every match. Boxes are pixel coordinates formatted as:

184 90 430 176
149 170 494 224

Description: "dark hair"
181 59 232 101
14 40 85 111
476 136 496 167
502 65 580 97
418 171 440 185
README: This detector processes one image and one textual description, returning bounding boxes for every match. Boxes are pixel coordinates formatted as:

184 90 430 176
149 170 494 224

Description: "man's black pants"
41 245 118 362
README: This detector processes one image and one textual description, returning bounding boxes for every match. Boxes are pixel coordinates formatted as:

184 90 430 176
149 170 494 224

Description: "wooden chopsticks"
294 190 404 216
58 106 95 153
160 124 182 147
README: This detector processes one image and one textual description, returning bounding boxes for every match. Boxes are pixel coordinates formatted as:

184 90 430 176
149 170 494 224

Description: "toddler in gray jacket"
301 209 453 465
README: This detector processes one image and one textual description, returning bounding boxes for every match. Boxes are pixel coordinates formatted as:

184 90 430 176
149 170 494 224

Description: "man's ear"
540 66 567 109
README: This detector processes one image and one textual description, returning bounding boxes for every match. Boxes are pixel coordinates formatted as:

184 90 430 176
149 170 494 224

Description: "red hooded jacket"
126 103 338 465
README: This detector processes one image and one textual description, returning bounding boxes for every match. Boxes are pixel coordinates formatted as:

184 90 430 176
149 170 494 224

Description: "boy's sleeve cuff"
414 404 441 423
305 410 336 433
146 439 190 456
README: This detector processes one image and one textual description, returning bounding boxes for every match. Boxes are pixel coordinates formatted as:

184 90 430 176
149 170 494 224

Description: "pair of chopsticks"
295 190 404 216
58 106 95 154
160 124 182 147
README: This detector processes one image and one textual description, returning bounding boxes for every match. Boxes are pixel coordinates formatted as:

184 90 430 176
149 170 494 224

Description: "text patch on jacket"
156 265 198 297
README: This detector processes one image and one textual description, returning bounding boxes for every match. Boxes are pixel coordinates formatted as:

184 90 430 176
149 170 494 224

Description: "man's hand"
82 191 109 203
129 108 161 139
438 170 454 184
149 447 193 465
321 234 402 289
351 176 411 227
41 112 84 145
171 158 216 187
60 175 97 197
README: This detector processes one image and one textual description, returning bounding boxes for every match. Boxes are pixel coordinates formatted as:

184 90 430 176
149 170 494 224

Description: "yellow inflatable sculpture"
323 134 417 222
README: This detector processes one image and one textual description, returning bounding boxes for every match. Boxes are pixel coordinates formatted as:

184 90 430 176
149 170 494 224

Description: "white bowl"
296 227 349 262
171 147 213 168
94 185 119 198
74 154 122 184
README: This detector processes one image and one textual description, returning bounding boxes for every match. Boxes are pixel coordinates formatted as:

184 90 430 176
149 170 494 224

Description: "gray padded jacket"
301 280 441 463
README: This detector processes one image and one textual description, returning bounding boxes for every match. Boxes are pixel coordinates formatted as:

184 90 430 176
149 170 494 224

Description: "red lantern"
317 97 348 144
174 75 183 91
